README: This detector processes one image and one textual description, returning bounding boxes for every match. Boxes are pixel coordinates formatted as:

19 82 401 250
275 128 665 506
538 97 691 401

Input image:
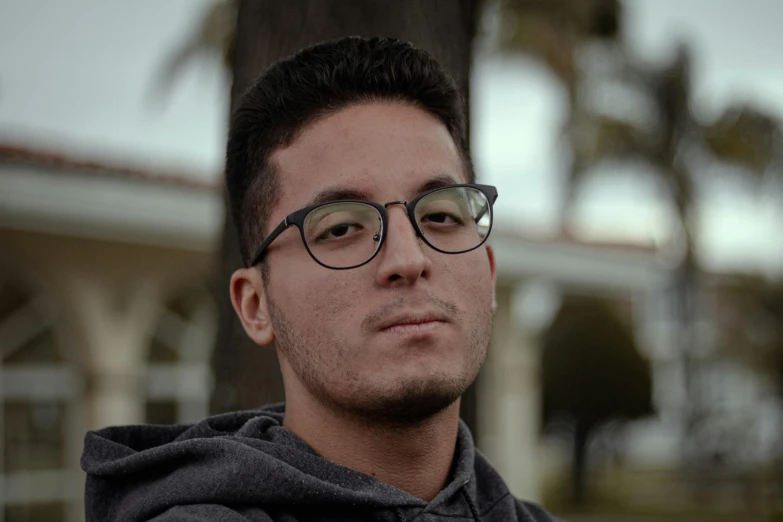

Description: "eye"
315 222 363 242
421 212 463 226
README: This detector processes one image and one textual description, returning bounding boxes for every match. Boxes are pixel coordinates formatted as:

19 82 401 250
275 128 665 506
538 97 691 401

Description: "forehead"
269 102 466 216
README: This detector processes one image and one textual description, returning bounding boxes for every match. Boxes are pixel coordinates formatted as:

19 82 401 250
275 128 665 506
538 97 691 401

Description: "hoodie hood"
82 404 558 522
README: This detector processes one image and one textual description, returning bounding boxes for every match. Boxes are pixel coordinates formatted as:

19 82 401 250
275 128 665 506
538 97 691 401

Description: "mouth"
378 312 451 335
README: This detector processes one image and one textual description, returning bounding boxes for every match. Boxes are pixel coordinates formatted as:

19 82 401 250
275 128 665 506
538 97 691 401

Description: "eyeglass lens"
302 186 491 269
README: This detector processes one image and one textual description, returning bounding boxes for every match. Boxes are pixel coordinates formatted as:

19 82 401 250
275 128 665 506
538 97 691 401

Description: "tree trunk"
571 419 592 506
211 0 481 433
672 169 701 466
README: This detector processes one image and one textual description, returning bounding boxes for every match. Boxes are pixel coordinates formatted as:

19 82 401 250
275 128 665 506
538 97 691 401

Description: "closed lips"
378 313 449 331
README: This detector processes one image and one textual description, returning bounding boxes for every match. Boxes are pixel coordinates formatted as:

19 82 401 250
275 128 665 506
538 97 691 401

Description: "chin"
341 371 472 425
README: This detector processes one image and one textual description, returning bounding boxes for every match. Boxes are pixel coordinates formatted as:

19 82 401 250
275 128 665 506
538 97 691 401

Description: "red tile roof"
0 143 221 191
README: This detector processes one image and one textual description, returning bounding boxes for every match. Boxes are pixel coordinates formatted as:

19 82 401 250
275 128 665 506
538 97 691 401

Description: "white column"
477 282 541 501
66 278 160 430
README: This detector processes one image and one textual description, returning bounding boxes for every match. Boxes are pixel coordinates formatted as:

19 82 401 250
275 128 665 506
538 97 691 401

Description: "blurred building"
1 144 779 520
0 145 220 521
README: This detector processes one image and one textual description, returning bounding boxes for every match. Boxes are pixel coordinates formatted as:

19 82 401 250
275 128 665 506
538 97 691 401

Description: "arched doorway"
144 281 216 425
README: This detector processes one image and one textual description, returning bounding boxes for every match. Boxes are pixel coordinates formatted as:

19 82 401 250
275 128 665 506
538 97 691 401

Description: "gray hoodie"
81 404 563 521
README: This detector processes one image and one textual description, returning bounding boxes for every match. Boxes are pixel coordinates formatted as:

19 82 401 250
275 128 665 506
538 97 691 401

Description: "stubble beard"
267 294 493 427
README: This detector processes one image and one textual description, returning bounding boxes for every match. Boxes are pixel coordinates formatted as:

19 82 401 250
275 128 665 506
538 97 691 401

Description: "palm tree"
563 40 782 458
490 0 623 104
490 0 782 490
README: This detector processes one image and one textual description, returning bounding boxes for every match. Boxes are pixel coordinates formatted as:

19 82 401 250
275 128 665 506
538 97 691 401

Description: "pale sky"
0 0 781 276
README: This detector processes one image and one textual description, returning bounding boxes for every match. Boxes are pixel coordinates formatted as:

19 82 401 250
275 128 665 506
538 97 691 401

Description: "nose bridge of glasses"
383 200 407 209
382 200 422 240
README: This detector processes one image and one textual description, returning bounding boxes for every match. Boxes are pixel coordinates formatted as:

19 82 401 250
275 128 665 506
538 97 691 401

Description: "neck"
283 393 461 501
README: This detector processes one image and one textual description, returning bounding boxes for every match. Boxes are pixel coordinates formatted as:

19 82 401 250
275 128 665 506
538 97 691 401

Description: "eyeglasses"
250 184 498 270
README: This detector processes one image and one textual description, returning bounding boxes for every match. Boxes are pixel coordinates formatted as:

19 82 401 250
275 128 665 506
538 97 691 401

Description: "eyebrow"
306 174 461 208
306 187 372 207
416 174 461 194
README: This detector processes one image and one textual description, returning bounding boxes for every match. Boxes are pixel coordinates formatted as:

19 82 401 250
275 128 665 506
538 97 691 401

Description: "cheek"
271 263 363 331
446 253 494 307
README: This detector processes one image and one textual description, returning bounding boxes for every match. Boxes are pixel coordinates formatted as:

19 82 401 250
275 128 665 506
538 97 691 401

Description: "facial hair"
267 291 493 427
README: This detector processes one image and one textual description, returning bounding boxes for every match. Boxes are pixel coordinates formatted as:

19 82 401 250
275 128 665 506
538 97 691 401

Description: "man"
82 36 562 522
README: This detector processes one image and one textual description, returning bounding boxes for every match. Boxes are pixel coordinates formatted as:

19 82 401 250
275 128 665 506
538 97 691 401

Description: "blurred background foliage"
542 295 654 505
490 1 783 518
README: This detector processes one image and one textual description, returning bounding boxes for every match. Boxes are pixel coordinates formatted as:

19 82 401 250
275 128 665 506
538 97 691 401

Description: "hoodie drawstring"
395 507 407 522
461 484 481 522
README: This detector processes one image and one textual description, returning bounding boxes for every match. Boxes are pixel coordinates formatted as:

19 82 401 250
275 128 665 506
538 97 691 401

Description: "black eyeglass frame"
249 183 498 270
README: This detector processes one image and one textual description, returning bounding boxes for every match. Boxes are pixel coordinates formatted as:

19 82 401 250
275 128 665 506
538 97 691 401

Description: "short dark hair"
225 36 473 268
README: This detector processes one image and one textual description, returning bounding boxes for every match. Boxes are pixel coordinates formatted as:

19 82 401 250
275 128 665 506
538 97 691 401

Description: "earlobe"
229 267 276 346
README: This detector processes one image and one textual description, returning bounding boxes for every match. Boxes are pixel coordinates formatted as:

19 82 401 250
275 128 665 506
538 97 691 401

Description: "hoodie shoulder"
81 409 282 473
81 407 299 522
81 405 417 522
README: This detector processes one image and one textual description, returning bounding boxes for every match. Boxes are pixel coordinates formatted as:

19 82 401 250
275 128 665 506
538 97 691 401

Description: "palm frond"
703 104 783 175
492 0 621 99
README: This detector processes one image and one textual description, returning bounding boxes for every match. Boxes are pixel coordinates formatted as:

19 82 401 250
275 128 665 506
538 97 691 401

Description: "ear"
229 266 275 346
486 244 498 313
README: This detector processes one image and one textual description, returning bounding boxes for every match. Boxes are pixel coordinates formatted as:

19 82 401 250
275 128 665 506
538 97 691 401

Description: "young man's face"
236 102 496 422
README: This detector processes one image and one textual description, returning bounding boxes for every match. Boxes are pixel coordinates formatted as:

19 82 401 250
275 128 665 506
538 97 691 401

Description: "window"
144 282 216 425
1 271 79 522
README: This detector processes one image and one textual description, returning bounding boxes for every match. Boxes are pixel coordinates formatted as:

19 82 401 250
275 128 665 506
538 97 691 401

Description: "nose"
374 204 432 287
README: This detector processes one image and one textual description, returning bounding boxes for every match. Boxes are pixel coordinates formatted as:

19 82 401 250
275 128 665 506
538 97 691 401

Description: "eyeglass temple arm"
249 217 290 267
473 188 498 223
474 201 490 223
